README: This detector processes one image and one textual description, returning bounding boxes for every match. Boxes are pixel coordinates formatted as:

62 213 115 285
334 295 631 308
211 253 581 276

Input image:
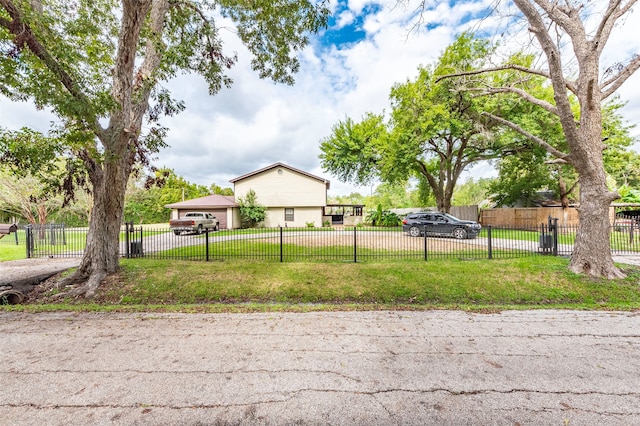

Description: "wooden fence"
449 205 480 222
480 207 618 228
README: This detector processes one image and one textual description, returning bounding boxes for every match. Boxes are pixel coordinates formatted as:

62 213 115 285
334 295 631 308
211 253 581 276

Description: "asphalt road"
2 310 640 425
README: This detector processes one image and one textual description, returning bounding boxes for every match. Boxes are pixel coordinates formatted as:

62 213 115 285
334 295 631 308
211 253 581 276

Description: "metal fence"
2 220 637 262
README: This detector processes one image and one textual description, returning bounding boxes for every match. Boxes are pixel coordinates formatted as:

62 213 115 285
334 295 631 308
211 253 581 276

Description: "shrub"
237 189 266 228
365 204 401 227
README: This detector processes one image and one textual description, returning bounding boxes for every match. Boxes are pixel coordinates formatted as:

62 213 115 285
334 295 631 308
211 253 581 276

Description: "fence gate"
25 224 68 258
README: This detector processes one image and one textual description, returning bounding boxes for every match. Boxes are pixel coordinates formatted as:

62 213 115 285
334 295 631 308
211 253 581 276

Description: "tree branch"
130 0 169 131
470 85 560 116
513 0 581 145
593 0 634 57
482 112 571 162
601 54 640 99
436 64 578 95
415 159 439 193
0 0 103 135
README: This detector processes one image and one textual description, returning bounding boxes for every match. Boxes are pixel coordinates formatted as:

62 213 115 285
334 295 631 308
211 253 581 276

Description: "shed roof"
229 162 330 189
165 194 237 209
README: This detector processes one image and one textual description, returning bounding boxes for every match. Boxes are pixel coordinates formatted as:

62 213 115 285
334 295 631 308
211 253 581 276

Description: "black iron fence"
2 220 637 262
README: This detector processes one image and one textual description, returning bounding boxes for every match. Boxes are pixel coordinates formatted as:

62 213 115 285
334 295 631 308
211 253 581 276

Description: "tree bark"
57 0 157 297
570 174 623 278
567 76 623 278
510 0 625 279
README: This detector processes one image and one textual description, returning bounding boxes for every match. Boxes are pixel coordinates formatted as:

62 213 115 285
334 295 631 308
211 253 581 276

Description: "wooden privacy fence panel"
449 206 479 222
480 207 616 227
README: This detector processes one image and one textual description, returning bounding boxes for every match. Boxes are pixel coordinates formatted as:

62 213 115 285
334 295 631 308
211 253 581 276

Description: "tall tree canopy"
124 168 213 224
488 99 637 208
439 0 639 278
0 0 329 296
320 33 524 213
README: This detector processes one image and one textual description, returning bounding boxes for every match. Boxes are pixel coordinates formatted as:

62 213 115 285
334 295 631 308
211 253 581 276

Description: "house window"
285 208 294 222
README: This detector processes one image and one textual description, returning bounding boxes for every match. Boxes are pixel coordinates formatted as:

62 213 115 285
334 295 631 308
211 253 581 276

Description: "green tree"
0 0 328 297
210 183 234 196
488 98 637 208
0 170 63 225
617 186 640 204
320 33 511 213
440 1 640 278
319 113 387 188
453 177 492 207
124 168 222 224
237 189 266 228
365 182 413 210
327 192 367 206
601 99 640 188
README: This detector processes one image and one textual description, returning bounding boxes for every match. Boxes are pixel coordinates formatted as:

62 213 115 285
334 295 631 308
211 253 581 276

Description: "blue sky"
322 1 378 47
1 0 639 196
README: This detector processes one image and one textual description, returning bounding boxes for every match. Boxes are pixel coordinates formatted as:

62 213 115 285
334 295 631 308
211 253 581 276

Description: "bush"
365 204 401 227
237 189 266 228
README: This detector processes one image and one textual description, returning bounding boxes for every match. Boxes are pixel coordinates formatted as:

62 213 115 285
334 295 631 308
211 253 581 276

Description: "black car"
402 212 481 239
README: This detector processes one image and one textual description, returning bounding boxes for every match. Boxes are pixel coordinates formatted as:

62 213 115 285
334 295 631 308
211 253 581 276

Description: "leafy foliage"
124 168 211 224
319 33 514 213
617 186 640 204
488 99 637 207
452 178 492 207
319 113 386 186
0 0 329 293
237 189 266 228
365 204 401 227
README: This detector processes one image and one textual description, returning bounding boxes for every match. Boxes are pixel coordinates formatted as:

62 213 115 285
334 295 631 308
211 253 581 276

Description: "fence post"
552 218 558 256
487 225 493 259
424 229 428 261
125 222 131 258
280 226 283 263
202 228 208 261
25 225 33 258
353 226 357 263
139 226 143 257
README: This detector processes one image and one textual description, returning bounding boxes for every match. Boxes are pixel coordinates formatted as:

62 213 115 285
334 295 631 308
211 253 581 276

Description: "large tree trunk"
56 0 156 297
570 174 622 278
567 77 623 279
57 145 131 297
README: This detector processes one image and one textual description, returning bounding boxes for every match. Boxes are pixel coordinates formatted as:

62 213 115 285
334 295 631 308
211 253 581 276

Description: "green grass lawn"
6 256 639 312
0 243 25 261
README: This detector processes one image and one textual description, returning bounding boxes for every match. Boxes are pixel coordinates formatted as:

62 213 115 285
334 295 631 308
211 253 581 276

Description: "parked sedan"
402 212 481 239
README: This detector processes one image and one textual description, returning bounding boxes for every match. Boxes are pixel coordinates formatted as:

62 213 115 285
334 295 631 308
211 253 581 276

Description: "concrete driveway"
2 310 640 425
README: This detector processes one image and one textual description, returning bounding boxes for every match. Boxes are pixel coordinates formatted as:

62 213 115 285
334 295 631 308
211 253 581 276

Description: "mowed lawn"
11 256 640 312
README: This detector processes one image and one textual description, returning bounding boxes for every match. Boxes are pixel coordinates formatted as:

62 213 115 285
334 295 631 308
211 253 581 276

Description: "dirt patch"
22 271 126 304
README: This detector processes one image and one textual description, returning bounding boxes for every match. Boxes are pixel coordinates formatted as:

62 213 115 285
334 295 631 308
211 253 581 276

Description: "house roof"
229 162 330 189
165 194 237 209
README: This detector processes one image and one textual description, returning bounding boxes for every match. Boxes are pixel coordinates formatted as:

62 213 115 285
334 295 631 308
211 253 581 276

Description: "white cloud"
336 10 356 29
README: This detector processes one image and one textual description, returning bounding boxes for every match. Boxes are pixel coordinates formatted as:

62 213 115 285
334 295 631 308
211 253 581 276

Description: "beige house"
165 162 330 229
230 162 330 228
